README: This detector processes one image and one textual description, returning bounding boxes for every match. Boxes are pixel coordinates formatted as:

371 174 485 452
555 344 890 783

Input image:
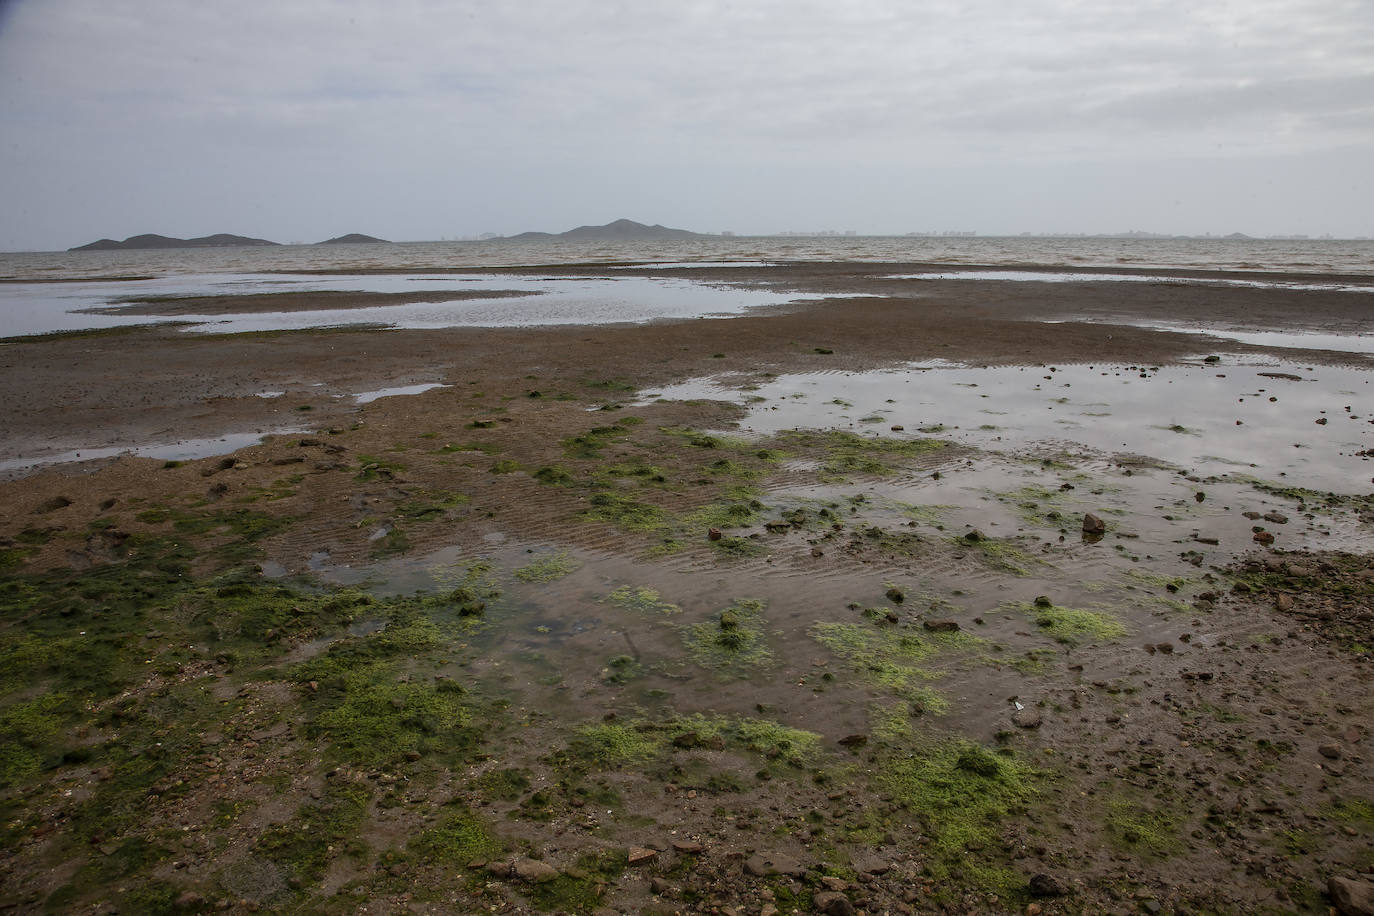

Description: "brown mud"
0 265 1371 915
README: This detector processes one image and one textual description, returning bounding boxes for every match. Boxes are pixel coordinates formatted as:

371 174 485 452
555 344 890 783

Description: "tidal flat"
0 262 1371 914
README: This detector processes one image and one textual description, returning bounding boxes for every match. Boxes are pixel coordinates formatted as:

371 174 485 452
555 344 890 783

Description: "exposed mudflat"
0 264 1370 915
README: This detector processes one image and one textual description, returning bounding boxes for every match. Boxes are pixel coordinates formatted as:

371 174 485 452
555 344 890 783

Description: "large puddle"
0 430 303 478
641 357 1374 494
0 273 796 337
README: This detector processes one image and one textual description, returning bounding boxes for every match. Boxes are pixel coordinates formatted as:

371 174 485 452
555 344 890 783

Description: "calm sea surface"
2 236 1372 279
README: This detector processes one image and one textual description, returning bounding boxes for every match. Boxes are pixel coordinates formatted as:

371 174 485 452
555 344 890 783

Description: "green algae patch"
954 535 1042 576
289 596 496 767
410 803 503 864
878 739 1038 892
776 429 949 479
682 598 774 676
1010 602 1129 646
810 621 984 715
1104 798 1181 856
606 585 680 616
255 778 373 888
513 551 581 583
568 722 665 767
582 491 670 532
566 713 820 772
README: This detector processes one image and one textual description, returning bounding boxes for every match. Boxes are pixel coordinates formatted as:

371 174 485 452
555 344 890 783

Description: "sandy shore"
0 264 1370 914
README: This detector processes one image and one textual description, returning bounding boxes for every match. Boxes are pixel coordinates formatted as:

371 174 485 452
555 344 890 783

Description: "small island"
69 233 280 252
504 218 704 241
317 233 390 245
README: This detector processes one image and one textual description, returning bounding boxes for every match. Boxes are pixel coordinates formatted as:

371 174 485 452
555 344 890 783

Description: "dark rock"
1033 595 1053 608
1330 877 1374 915
1319 743 1343 760
885 586 905 603
708 527 722 541
813 891 858 916
650 877 671 895
1082 513 1106 534
34 496 71 514
962 529 986 543
1028 873 1070 897
838 734 868 749
1263 511 1289 524
923 619 960 632
1253 530 1276 545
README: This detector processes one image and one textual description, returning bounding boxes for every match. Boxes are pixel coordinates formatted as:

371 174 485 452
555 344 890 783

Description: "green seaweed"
682 598 773 675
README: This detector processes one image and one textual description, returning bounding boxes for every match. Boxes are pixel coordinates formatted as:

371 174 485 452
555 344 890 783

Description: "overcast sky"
1 0 1371 249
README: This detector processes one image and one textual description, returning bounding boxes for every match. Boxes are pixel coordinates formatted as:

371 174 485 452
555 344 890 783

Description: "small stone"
1263 511 1289 524
1012 707 1043 729
838 734 868 749
1082 513 1106 534
650 877 671 895
671 840 705 854
1033 595 1053 608
1276 593 1294 611
1253 530 1275 545
1319 743 1343 760
923 619 960 632
707 527 722 541
963 529 986 543
821 876 850 891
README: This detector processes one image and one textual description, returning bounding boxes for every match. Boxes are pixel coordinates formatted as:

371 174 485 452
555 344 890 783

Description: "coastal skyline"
1 0 1371 251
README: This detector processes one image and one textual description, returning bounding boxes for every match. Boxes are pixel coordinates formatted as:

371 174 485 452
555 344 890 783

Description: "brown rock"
922 619 960 632
1012 707 1043 729
1082 513 1106 534
627 846 658 866
744 852 806 878
1275 594 1294 611
1319 743 1343 760
707 527 722 541
1329 876 1374 916
1253 530 1275 545
512 857 560 883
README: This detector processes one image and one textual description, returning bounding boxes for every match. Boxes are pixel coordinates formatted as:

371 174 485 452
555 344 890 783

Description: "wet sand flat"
0 263 1371 915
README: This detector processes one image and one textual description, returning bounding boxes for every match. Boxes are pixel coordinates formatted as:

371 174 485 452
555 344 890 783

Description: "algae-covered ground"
1 266 1372 915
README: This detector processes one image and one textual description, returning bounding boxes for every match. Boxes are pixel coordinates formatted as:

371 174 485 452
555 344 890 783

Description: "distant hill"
69 233 280 252
317 233 390 245
505 218 704 241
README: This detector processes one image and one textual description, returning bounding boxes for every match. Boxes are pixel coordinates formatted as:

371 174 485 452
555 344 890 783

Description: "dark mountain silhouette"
69 233 280 252
505 218 704 241
317 233 390 245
